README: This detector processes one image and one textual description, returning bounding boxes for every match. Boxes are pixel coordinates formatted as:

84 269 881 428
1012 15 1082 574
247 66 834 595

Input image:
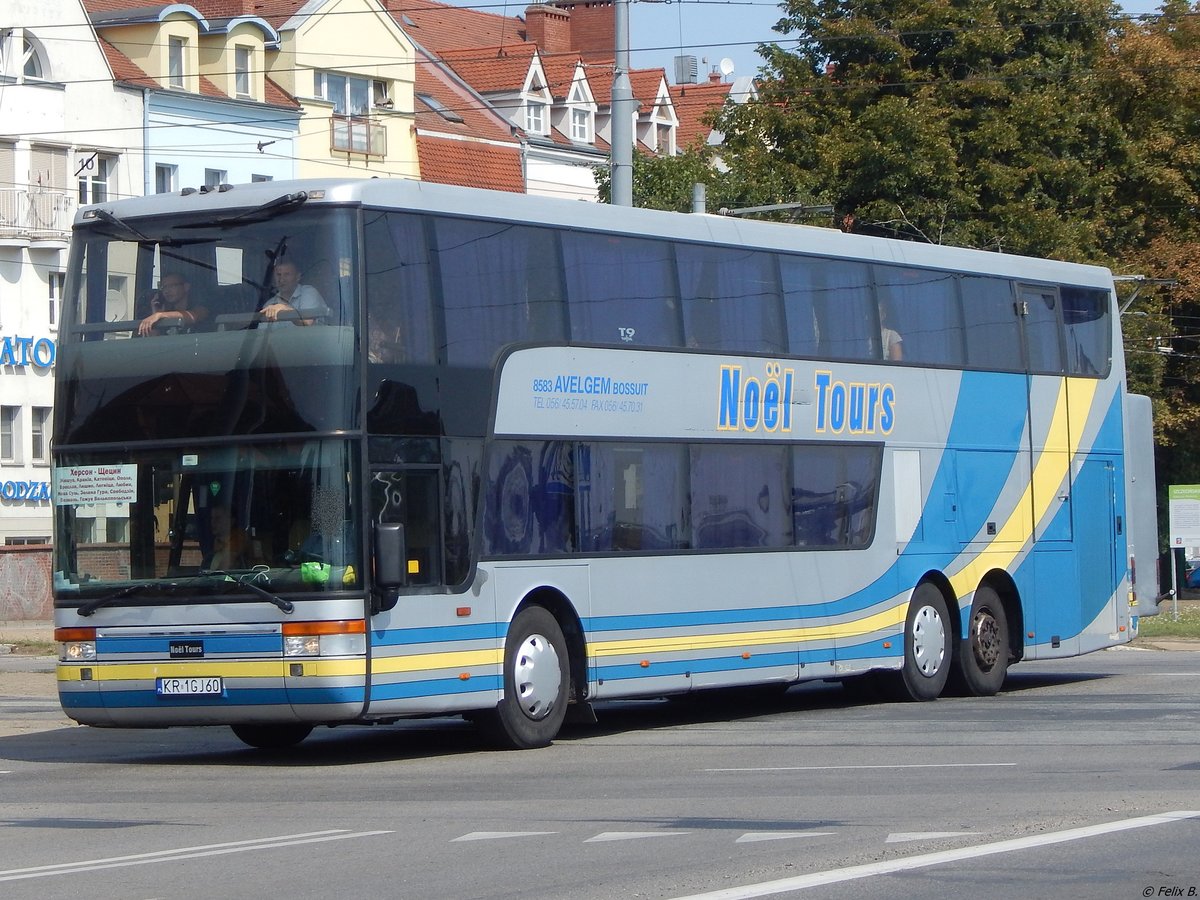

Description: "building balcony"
0 188 74 245
330 115 386 157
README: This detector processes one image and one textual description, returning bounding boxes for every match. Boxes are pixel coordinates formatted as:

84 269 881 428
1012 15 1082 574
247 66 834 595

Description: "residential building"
1 1 144 545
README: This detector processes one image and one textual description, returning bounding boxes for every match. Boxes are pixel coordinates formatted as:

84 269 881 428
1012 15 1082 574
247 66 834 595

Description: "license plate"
156 676 223 696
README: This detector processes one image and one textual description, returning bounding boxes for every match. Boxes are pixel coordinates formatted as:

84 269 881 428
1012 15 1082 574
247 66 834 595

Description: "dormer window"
570 106 590 143
234 46 252 97
565 71 596 144
525 98 549 135
168 36 186 89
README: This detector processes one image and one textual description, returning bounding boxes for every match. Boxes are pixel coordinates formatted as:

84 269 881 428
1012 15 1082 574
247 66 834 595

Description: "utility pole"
610 0 634 206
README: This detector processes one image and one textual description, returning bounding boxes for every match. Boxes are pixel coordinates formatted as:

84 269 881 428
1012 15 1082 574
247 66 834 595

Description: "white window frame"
155 163 177 194
168 36 186 89
234 45 252 97
525 99 549 135
3 30 50 82
48 271 65 328
31 407 51 465
1 406 19 464
204 168 227 189
77 152 116 205
315 71 371 117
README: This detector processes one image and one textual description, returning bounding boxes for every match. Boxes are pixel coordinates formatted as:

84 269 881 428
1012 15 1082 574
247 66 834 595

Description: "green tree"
718 0 1123 257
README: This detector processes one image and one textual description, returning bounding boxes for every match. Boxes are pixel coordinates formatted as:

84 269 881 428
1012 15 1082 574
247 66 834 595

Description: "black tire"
951 585 1010 696
231 723 313 749
882 583 953 702
478 606 569 749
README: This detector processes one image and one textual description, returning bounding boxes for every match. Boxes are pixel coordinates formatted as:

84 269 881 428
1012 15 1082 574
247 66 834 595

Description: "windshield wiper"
180 191 310 229
198 570 294 614
78 582 162 617
91 208 156 242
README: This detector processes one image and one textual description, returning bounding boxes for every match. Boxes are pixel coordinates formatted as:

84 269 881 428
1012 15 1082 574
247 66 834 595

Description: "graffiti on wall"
0 550 52 620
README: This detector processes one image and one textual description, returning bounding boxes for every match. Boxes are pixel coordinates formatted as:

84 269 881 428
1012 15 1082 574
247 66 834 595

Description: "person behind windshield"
137 273 208 336
209 505 250 571
260 260 329 326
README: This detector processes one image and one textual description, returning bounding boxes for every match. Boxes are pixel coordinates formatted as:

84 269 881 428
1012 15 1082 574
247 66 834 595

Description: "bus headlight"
60 640 96 662
282 621 366 657
285 635 322 657
55 627 97 662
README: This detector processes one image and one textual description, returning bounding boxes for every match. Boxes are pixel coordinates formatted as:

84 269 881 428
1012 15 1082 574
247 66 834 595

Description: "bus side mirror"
372 522 406 613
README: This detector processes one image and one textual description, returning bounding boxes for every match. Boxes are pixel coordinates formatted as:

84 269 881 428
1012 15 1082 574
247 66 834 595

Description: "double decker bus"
51 178 1159 750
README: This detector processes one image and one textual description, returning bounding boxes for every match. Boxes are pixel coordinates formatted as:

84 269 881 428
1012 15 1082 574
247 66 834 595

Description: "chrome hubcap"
911 605 946 678
513 632 562 720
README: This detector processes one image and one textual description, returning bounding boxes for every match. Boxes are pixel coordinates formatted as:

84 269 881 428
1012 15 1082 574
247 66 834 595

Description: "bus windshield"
53 439 361 600
58 205 359 443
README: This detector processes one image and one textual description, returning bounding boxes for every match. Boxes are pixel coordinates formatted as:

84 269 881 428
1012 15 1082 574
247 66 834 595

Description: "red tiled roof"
670 80 732 149
415 50 524 191
416 135 524 192
96 36 158 89
438 44 537 94
390 0 526 54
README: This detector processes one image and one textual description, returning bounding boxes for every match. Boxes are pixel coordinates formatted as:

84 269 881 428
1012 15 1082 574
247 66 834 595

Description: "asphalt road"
1 646 1198 900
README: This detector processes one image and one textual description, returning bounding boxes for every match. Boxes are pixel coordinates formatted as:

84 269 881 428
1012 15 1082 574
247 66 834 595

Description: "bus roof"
77 178 1115 289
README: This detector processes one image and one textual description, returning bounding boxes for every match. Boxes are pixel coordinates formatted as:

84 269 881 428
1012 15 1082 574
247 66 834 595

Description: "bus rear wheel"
951 585 1010 696
479 605 569 750
883 584 952 702
231 723 313 749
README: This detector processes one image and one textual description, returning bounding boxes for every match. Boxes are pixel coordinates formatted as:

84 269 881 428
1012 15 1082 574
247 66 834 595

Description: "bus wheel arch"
883 577 954 702
950 573 1021 696
480 588 582 749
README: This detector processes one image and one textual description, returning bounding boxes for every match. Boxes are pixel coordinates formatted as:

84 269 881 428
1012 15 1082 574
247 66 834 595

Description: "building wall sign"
0 481 52 502
0 336 57 369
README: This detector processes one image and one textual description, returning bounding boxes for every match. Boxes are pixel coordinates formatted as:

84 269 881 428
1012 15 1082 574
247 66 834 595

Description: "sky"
625 0 1172 83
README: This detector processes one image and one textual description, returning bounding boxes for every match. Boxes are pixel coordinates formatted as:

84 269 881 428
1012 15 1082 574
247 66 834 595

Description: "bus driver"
260 260 329 326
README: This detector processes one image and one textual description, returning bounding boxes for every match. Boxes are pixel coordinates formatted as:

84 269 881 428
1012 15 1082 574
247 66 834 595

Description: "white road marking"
669 810 1200 899
585 831 690 842
0 830 394 882
886 831 976 843
704 763 1017 773
452 832 557 841
736 832 835 844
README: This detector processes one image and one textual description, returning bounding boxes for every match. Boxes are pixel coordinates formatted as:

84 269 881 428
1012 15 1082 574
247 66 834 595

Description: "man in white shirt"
261 260 329 326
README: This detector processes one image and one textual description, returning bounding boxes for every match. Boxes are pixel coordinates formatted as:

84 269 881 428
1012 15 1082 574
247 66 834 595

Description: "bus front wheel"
884 584 952 702
951 585 1010 696
479 606 569 749
231 723 313 749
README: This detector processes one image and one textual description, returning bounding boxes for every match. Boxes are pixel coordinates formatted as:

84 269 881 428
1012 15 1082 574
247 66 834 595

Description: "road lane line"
0 830 393 882
704 763 1018 772
670 810 1200 899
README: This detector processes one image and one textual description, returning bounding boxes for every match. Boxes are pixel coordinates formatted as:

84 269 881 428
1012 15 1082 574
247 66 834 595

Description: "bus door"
1018 285 1073 544
1073 457 1120 639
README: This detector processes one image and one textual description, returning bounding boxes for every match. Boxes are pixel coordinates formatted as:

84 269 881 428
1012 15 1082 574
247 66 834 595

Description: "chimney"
553 0 614 62
526 4 573 53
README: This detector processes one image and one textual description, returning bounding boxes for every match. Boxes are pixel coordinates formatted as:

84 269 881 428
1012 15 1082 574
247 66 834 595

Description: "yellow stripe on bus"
588 603 908 658
57 658 369 682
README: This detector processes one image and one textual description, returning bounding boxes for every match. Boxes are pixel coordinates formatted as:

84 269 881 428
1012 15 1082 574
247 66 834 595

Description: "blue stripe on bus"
60 688 291 709
598 651 799 682
98 636 282 655
368 675 503 701
370 623 504 647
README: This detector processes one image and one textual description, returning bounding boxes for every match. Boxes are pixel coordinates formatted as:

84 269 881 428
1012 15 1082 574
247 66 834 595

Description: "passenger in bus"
137 273 208 336
880 305 904 360
260 260 329 326
208 505 250 570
